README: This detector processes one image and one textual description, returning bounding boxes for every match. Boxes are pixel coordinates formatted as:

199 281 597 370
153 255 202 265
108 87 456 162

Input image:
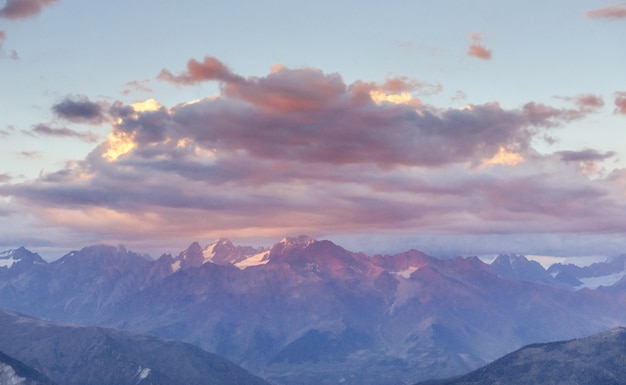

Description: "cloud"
586 2 626 20
30 123 99 142
0 173 11 183
615 92 626 114
3 58 625 253
19 151 40 158
52 96 107 124
569 94 604 111
157 56 244 85
467 33 492 60
556 149 616 162
0 0 58 20
553 94 605 116
122 79 152 96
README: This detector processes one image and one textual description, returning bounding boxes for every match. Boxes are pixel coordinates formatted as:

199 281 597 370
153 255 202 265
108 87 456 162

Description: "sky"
1 0 626 260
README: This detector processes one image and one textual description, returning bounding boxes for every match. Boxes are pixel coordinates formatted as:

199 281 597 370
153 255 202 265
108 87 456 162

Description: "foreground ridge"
0 309 270 385
417 327 626 385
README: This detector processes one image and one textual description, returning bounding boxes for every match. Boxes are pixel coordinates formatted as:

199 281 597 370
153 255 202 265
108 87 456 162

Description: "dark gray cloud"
556 149 616 162
31 124 99 142
52 96 107 124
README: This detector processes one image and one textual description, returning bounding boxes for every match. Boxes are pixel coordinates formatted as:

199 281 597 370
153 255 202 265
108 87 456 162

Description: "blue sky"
1 0 625 259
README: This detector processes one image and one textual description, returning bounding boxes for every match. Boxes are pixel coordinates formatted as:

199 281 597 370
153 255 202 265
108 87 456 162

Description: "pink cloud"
467 33 492 60
586 2 626 20
615 92 626 114
0 0 58 20
554 94 605 115
157 56 244 85
574 94 604 109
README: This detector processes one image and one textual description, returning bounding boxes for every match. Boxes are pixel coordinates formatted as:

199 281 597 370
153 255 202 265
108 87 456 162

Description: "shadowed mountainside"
0 309 270 385
416 327 626 385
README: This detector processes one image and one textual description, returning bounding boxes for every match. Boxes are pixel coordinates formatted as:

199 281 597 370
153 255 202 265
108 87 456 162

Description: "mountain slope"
0 309 270 385
417 327 626 385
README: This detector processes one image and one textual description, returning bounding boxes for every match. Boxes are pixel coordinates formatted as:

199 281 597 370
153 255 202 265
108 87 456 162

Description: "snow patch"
0 257 17 269
393 266 420 279
136 366 151 381
0 363 26 385
0 251 18 269
577 271 626 289
171 260 181 273
201 241 218 264
235 251 270 270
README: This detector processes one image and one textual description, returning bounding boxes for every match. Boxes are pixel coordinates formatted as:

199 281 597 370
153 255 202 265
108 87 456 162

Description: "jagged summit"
278 235 316 249
168 239 265 272
489 253 557 286
0 247 47 270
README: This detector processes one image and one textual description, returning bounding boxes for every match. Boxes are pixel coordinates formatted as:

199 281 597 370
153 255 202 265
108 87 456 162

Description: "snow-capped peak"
392 266 420 279
279 235 315 249
234 250 271 270
0 247 46 269
202 238 234 263
170 239 263 272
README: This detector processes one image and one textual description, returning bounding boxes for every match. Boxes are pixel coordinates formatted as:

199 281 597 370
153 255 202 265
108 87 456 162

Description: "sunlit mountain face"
2 237 626 384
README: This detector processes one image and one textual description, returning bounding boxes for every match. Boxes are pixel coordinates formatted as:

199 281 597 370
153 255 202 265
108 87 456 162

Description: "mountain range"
2 236 626 384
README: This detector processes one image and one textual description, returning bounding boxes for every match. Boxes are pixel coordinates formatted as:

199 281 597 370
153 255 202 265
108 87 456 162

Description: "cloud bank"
1 57 624 255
